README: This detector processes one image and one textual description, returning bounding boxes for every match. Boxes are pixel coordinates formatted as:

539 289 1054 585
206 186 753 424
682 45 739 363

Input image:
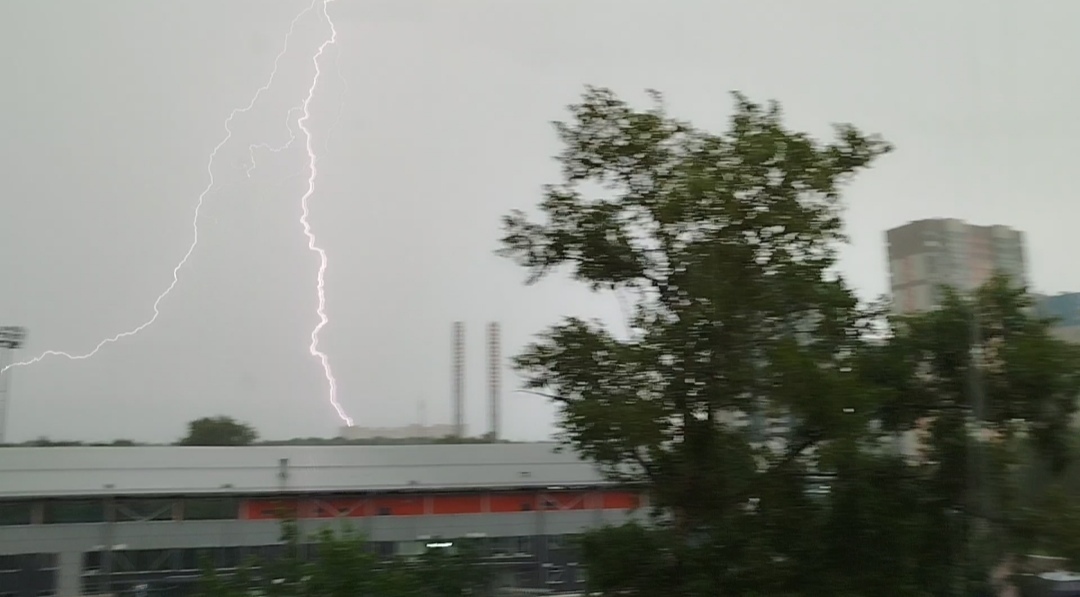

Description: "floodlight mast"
0 326 27 445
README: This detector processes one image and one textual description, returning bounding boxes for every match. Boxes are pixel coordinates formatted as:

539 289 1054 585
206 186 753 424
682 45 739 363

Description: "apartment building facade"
886 218 1028 314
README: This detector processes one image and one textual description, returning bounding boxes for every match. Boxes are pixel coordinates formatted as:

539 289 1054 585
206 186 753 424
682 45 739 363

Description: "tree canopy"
500 85 890 523
178 415 258 446
499 86 1080 596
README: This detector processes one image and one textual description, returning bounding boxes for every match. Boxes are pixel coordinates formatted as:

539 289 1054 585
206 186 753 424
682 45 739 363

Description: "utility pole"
0 326 27 445
452 322 465 438
487 322 501 442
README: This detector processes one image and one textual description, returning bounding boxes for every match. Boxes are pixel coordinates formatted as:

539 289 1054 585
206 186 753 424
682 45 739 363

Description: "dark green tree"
577 522 678 595
858 276 1080 593
178 416 258 446
499 86 1080 596
499 86 891 595
267 516 307 595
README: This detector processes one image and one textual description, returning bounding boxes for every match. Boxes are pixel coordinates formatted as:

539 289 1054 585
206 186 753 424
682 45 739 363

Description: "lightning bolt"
298 0 352 427
4 0 355 427
246 107 302 178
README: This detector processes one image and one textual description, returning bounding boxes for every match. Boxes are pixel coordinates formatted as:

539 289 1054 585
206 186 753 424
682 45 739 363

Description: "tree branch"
515 388 570 404
515 388 659 484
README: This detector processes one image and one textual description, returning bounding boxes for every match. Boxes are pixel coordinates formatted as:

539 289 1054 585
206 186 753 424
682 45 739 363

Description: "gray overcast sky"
1 0 1077 443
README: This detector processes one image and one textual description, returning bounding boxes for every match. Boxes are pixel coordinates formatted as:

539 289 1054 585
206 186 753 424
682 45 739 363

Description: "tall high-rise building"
886 218 1028 314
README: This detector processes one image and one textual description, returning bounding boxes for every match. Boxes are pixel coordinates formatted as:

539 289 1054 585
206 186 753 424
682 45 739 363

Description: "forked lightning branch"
0 0 354 428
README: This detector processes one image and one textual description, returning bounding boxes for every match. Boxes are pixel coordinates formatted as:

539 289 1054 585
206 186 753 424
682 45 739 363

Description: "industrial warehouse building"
0 443 643 596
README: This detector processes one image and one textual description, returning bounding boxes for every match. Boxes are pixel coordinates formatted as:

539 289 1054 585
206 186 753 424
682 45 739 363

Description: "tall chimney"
487 322 501 441
452 321 465 438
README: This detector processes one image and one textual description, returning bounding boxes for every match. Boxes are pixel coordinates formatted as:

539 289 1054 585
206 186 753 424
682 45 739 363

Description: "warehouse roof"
0 442 614 499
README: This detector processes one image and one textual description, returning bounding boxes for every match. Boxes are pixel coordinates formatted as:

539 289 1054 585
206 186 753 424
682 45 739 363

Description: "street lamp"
0 325 27 445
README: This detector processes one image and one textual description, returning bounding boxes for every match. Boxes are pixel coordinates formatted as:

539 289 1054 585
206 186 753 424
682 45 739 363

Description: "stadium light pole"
0 325 27 445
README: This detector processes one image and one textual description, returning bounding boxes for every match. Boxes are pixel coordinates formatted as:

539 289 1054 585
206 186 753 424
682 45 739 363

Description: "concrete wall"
0 510 639 555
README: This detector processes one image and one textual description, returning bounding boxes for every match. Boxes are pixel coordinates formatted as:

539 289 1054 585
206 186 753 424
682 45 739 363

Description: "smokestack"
487 322 501 441
452 321 465 438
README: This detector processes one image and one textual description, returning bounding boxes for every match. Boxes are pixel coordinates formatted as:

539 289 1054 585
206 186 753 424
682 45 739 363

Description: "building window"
490 537 521 556
0 501 32 526
33 553 58 570
181 548 205 571
375 542 395 559
184 498 238 521
546 566 565 585
125 549 175 572
117 498 174 522
42 500 104 524
83 551 101 572
211 547 240 570
179 546 255 571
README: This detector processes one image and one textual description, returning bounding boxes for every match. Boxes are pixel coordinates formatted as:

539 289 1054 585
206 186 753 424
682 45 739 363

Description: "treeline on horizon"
0 415 521 447
0 436 517 448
